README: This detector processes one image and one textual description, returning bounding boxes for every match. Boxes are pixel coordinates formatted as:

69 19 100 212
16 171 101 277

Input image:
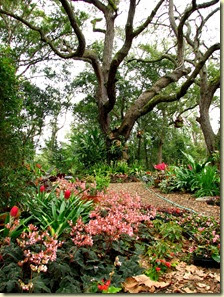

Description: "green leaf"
212 254 220 263
59 200 66 217
51 202 57 220
32 275 51 293
106 286 122 293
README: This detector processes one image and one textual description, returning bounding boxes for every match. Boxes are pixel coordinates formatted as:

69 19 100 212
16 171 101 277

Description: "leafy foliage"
65 127 107 170
0 47 35 209
24 187 93 238
158 152 220 197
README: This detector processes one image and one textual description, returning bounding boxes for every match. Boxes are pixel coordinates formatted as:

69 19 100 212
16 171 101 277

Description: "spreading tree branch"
127 54 177 67
58 0 86 55
71 0 108 14
115 42 219 140
0 7 85 58
133 0 165 37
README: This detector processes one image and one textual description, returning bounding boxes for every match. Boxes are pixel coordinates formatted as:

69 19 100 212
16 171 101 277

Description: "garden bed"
0 181 220 293
108 182 220 293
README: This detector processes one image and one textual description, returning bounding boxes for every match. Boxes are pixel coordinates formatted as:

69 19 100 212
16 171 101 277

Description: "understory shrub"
193 166 220 197
158 152 220 197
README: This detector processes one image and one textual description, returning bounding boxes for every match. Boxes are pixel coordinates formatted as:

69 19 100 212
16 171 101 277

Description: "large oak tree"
0 0 220 159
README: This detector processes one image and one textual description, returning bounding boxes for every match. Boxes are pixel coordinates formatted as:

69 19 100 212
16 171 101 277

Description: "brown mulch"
108 182 221 294
108 182 220 220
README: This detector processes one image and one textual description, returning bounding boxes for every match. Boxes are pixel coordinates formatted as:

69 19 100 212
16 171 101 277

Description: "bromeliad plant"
24 185 93 238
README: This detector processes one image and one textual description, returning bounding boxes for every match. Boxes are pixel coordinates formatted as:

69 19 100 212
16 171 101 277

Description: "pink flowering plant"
55 191 156 292
69 191 155 248
154 162 167 171
0 224 63 293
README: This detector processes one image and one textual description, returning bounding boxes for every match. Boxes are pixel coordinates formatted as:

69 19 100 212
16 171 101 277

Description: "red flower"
154 162 167 171
165 261 171 268
40 185 45 192
156 267 161 272
98 279 111 291
36 163 41 169
10 206 19 217
64 189 71 199
188 164 193 170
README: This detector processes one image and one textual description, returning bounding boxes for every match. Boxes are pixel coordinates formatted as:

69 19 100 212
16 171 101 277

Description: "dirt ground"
108 182 221 294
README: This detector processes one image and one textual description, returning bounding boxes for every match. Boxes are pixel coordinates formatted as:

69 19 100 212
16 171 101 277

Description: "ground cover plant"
0 180 220 293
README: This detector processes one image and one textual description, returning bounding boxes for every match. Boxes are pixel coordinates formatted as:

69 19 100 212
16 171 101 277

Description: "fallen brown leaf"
123 277 146 293
185 264 199 273
123 275 170 293
134 274 170 288
197 283 210 290
183 272 203 281
182 287 197 293
175 261 187 271
214 273 220 282
195 269 207 278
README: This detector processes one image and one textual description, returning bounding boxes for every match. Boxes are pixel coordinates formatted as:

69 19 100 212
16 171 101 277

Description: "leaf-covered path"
108 182 220 220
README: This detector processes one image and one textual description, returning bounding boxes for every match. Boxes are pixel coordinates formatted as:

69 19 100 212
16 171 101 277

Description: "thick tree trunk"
197 67 220 156
196 111 216 155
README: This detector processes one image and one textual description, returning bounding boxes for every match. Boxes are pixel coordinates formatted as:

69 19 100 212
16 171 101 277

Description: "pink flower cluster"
212 230 220 243
5 219 20 232
154 162 167 171
70 191 156 246
70 218 93 246
17 224 63 273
